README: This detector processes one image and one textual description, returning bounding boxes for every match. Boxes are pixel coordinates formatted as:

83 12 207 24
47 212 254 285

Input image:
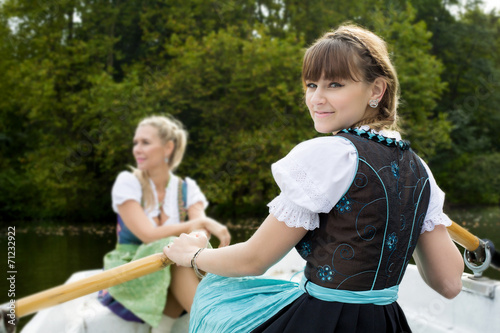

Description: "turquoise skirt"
189 274 411 333
189 274 303 332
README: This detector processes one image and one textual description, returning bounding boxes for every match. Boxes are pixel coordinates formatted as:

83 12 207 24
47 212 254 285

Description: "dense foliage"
1 0 499 223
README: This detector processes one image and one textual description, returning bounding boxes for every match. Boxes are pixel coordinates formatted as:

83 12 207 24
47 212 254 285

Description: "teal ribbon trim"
299 276 399 305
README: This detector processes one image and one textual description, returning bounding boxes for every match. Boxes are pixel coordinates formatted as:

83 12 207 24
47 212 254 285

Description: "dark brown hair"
302 24 400 131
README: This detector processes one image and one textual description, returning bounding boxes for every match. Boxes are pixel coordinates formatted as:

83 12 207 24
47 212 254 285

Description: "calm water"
2 206 500 330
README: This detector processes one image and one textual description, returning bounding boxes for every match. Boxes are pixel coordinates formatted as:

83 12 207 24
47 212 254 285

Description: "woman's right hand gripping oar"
165 231 210 268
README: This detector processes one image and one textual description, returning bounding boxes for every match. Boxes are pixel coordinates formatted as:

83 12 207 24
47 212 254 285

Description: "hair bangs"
302 39 363 85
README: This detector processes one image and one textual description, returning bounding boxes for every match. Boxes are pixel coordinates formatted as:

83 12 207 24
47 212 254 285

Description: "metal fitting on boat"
464 239 491 278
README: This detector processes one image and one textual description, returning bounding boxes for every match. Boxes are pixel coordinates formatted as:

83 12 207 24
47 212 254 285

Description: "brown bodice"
295 130 430 291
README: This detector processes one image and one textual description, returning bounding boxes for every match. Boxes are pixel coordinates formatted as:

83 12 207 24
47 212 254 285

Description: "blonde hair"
132 115 188 210
302 24 400 131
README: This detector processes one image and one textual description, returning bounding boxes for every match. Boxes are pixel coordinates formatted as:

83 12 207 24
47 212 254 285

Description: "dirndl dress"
189 271 412 333
98 234 174 326
98 177 188 327
188 129 443 333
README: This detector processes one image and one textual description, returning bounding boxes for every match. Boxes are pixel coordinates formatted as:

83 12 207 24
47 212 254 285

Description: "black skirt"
252 293 412 333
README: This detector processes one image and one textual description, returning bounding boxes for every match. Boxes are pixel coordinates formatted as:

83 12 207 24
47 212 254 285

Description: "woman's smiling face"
133 125 167 172
305 76 374 134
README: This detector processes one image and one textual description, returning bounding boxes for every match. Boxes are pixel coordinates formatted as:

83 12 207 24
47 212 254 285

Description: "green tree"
145 26 310 217
421 5 500 204
2 0 496 223
0 0 118 220
369 4 451 157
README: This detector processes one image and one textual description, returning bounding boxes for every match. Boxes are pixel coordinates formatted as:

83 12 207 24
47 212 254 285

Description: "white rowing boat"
21 250 500 333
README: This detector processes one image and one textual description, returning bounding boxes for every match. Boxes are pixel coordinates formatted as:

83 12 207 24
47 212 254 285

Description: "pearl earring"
369 99 379 108
164 157 169 163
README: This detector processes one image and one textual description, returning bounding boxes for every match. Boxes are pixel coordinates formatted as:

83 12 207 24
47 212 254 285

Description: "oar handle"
447 221 480 251
15 253 172 318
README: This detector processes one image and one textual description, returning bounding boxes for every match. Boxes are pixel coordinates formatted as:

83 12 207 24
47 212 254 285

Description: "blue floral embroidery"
391 161 399 179
335 196 352 214
298 241 311 258
316 265 334 282
386 232 398 251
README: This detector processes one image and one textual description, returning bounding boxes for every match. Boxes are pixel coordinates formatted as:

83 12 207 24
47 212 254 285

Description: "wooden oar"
447 221 500 271
447 221 481 252
10 221 498 316
9 222 499 316
15 252 172 318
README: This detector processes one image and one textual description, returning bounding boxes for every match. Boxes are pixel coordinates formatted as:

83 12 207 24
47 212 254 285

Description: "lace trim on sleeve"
268 194 320 230
420 212 452 234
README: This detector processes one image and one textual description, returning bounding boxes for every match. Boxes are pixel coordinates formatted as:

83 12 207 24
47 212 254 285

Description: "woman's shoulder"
115 170 139 183
113 170 141 192
173 175 198 187
177 176 209 208
181 176 206 196
272 135 358 187
295 135 355 148
270 136 359 217
111 170 143 212
183 176 198 186
284 136 357 163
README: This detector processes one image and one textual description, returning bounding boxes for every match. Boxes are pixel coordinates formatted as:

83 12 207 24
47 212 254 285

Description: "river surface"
2 206 500 330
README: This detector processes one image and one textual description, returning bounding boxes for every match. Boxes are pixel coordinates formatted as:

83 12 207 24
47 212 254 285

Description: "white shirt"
267 133 451 233
111 171 209 226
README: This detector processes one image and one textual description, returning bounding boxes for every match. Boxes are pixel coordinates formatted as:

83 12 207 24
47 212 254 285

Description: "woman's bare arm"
186 201 231 247
165 214 308 277
413 225 464 299
118 200 230 245
118 200 197 243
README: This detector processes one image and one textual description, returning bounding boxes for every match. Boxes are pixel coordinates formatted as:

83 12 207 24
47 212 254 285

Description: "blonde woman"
99 115 230 333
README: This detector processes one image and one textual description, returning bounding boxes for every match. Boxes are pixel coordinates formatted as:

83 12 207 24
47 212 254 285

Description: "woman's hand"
164 231 208 267
203 218 231 247
189 217 231 248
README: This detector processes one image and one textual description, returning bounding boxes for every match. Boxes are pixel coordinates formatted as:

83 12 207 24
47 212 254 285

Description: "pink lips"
314 111 334 118
136 158 145 164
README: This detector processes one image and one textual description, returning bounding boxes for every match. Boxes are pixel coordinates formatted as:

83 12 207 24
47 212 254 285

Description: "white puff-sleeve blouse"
267 135 452 233
111 171 209 226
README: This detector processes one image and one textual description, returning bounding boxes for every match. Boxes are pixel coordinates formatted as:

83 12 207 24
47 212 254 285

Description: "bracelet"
191 248 207 279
